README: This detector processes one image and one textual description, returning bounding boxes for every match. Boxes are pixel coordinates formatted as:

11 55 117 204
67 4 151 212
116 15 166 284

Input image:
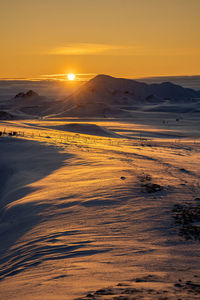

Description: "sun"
67 73 76 81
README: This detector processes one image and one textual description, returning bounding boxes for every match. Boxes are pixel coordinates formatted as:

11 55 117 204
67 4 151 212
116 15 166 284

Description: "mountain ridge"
1 74 200 118
53 74 200 117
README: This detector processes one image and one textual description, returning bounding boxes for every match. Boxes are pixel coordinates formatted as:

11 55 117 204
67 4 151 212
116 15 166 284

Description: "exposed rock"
172 202 200 240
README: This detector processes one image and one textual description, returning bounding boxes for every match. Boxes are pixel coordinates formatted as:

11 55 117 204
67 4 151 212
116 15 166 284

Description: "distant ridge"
1 74 200 118
137 75 200 91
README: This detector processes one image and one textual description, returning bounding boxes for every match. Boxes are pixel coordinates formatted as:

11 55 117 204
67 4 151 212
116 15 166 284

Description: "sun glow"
67 73 76 81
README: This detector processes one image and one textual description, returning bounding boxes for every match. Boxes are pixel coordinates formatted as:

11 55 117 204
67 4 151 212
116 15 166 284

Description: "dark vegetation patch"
138 174 163 193
75 278 200 299
142 183 163 193
172 202 200 241
133 274 159 282
138 174 152 182
173 280 200 294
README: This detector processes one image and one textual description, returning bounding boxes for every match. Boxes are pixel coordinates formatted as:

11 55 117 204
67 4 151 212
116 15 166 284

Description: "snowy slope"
0 115 200 299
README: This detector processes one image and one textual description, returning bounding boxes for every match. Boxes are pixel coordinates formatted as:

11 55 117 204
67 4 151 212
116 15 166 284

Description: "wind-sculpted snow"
0 138 74 268
0 230 110 281
0 116 200 299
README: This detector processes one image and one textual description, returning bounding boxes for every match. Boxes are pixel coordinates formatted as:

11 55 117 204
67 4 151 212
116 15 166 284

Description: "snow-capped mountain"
52 74 200 117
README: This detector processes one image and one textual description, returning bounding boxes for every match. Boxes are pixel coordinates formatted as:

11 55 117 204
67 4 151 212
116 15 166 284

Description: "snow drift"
47 123 119 137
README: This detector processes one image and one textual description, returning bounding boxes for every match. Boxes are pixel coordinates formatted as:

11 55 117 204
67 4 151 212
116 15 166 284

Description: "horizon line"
0 73 200 82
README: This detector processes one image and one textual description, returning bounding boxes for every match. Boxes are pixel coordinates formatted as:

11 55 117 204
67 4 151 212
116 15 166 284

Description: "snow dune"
45 123 119 137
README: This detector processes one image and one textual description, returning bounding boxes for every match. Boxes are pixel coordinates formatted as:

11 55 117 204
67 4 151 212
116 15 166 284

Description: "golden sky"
0 0 200 79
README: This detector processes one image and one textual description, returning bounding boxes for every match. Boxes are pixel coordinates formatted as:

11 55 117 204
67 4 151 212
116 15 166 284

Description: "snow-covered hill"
52 74 200 117
64 74 200 105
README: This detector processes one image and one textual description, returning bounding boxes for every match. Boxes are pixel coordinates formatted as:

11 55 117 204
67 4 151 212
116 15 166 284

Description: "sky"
0 0 200 80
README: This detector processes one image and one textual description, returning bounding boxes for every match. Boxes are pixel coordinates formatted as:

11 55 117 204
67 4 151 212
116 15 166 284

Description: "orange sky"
0 0 200 80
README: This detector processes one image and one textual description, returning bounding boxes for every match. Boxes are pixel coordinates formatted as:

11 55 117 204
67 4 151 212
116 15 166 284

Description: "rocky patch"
75 277 200 299
138 174 163 193
172 202 200 240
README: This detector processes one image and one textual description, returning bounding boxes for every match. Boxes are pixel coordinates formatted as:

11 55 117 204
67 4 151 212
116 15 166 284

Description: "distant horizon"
0 73 200 82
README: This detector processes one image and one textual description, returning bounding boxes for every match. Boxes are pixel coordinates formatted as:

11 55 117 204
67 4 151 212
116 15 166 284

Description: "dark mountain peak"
90 74 138 84
88 74 116 86
26 90 39 97
15 92 25 98
93 74 113 80
14 90 39 98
